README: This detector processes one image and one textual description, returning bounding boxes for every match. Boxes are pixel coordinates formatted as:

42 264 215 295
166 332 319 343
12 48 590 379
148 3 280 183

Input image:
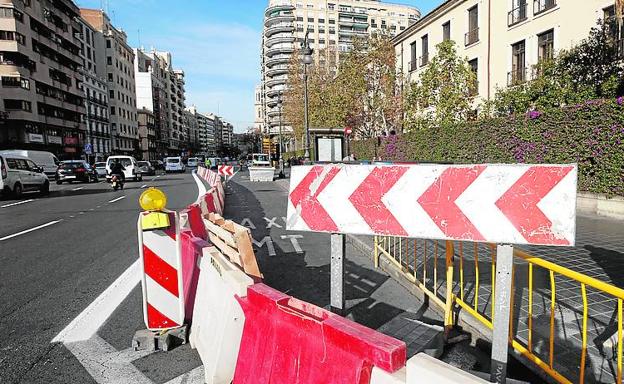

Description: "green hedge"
353 99 624 196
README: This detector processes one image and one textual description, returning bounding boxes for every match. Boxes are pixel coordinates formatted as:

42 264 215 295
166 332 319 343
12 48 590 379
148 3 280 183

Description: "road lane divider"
1 199 34 208
0 220 62 241
109 196 126 203
72 187 84 191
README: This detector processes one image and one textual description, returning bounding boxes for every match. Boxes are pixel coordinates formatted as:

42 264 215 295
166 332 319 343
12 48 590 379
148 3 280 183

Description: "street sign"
84 143 93 155
286 163 577 246
218 165 234 176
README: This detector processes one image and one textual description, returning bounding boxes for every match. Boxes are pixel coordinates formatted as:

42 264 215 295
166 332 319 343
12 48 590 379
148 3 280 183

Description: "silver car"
94 162 108 178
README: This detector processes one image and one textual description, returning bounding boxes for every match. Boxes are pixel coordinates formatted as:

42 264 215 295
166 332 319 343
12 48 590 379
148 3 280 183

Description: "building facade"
76 16 109 161
253 83 264 133
185 105 216 156
0 0 87 158
221 120 233 146
260 0 420 143
137 107 155 161
81 8 137 157
394 0 621 105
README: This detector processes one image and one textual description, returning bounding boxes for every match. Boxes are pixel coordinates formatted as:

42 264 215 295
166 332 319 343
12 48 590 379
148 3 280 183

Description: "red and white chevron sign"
287 164 577 246
218 165 234 176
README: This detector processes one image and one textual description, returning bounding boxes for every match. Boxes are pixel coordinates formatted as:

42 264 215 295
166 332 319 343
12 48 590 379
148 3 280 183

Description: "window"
318 18 325 23
329 19 335 24
537 29 554 62
409 41 417 71
109 90 114 99
534 0 556 15
442 21 451 41
107 73 113 81
420 35 429 66
307 17 314 22
296 16 303 21
0 30 25 44
2 76 29 89
509 40 526 85
107 56 112 65
508 0 528 27
106 39 111 48
465 6 479 46
4 99 31 111
468 58 478 95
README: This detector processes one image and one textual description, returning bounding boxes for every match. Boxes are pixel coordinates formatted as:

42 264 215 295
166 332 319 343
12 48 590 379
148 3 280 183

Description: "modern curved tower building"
260 0 420 151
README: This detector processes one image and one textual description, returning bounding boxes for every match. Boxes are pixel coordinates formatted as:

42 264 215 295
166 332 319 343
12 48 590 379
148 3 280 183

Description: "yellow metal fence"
374 236 624 384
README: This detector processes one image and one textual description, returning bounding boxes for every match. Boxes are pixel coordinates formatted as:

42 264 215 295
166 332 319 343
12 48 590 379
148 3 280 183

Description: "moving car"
1 149 59 177
105 156 142 182
94 162 108 178
0 153 49 197
55 160 98 184
165 157 185 173
137 161 156 176
187 157 199 168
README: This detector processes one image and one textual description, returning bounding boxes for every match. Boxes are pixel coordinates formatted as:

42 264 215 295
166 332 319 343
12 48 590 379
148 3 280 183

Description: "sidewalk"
371 213 624 384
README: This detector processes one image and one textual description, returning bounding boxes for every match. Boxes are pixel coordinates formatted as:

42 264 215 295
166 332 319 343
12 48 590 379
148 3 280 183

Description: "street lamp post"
302 31 313 162
277 93 285 178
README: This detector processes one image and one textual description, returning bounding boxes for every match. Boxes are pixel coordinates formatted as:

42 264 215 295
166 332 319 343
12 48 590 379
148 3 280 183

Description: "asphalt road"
0 170 201 383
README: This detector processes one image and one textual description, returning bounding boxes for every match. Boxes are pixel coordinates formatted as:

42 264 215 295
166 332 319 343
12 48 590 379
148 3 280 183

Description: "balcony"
408 61 417 72
419 54 429 67
265 23 295 38
265 35 295 48
533 0 556 16
265 4 295 18
266 44 294 57
507 67 527 86
508 3 527 27
265 77 287 88
265 65 289 77
265 55 291 68
465 28 479 46
264 14 295 28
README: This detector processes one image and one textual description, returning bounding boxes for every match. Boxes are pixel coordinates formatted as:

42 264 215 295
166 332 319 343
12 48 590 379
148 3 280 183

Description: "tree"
404 40 477 130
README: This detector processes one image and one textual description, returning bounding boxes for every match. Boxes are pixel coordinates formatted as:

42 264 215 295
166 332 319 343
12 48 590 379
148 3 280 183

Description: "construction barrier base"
406 353 489 384
190 247 254 384
248 167 275 182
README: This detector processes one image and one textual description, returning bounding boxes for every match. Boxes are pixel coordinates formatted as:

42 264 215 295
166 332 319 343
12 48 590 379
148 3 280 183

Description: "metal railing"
508 3 528 27
419 54 429 67
408 60 417 72
465 27 479 46
508 67 527 86
534 0 557 16
374 236 624 384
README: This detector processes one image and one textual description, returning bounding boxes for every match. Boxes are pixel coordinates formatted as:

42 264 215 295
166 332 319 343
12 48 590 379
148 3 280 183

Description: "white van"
1 150 59 177
105 155 142 182
187 157 199 168
165 157 185 173
0 153 50 198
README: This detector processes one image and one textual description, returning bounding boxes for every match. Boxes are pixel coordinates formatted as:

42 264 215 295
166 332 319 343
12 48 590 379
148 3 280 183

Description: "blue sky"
76 0 442 132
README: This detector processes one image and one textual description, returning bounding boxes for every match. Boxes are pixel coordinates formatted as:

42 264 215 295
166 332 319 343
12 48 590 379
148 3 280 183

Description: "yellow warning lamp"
139 188 170 230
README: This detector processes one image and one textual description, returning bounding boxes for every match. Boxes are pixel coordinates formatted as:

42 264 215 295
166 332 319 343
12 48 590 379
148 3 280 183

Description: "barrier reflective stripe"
406 353 488 383
180 230 207 322
233 283 406 384
190 247 254 384
137 210 184 330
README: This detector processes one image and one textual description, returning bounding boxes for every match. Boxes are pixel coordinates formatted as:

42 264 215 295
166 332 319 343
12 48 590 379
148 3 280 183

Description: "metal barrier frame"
374 236 624 384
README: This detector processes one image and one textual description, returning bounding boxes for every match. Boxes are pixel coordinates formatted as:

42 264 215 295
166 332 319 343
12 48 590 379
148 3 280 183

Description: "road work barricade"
202 212 262 280
179 229 208 322
197 166 221 187
190 246 254 384
138 209 185 330
232 283 406 384
248 166 274 182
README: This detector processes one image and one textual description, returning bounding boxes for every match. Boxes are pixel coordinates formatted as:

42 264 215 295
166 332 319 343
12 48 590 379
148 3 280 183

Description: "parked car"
165 157 185 173
56 160 98 184
187 157 199 168
1 149 59 178
0 153 49 198
105 156 142 182
154 160 164 170
94 162 108 178
137 161 156 176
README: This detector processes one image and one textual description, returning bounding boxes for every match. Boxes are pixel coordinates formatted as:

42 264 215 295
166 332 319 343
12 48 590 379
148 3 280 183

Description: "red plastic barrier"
233 284 406 384
180 229 209 322
183 203 206 240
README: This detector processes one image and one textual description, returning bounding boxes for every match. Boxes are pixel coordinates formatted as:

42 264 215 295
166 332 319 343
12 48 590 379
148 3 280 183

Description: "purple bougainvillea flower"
527 110 542 119
617 96 624 105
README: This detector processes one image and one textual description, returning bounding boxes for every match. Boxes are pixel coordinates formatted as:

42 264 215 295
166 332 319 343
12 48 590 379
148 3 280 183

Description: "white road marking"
1 199 34 208
108 196 126 203
192 171 207 200
52 259 140 343
164 367 204 384
72 187 84 191
141 184 147 189
0 220 61 241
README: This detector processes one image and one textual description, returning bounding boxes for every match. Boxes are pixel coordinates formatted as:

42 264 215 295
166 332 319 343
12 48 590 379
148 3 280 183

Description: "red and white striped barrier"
197 166 221 187
137 210 185 330
287 163 577 246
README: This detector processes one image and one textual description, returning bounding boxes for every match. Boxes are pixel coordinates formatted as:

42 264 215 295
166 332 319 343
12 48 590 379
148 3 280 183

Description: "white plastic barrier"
190 246 254 384
370 366 406 384
248 166 275 182
406 353 489 384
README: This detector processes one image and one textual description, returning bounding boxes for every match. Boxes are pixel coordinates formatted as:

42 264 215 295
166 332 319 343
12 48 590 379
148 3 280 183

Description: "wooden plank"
203 219 237 248
234 228 262 280
208 232 243 268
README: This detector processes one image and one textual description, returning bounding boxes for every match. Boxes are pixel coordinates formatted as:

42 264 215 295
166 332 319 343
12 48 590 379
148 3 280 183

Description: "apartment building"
0 0 86 157
182 106 200 154
260 0 420 144
81 8 137 156
394 0 621 104
253 83 264 133
76 16 109 161
185 105 217 156
137 107 155 160
221 120 233 146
